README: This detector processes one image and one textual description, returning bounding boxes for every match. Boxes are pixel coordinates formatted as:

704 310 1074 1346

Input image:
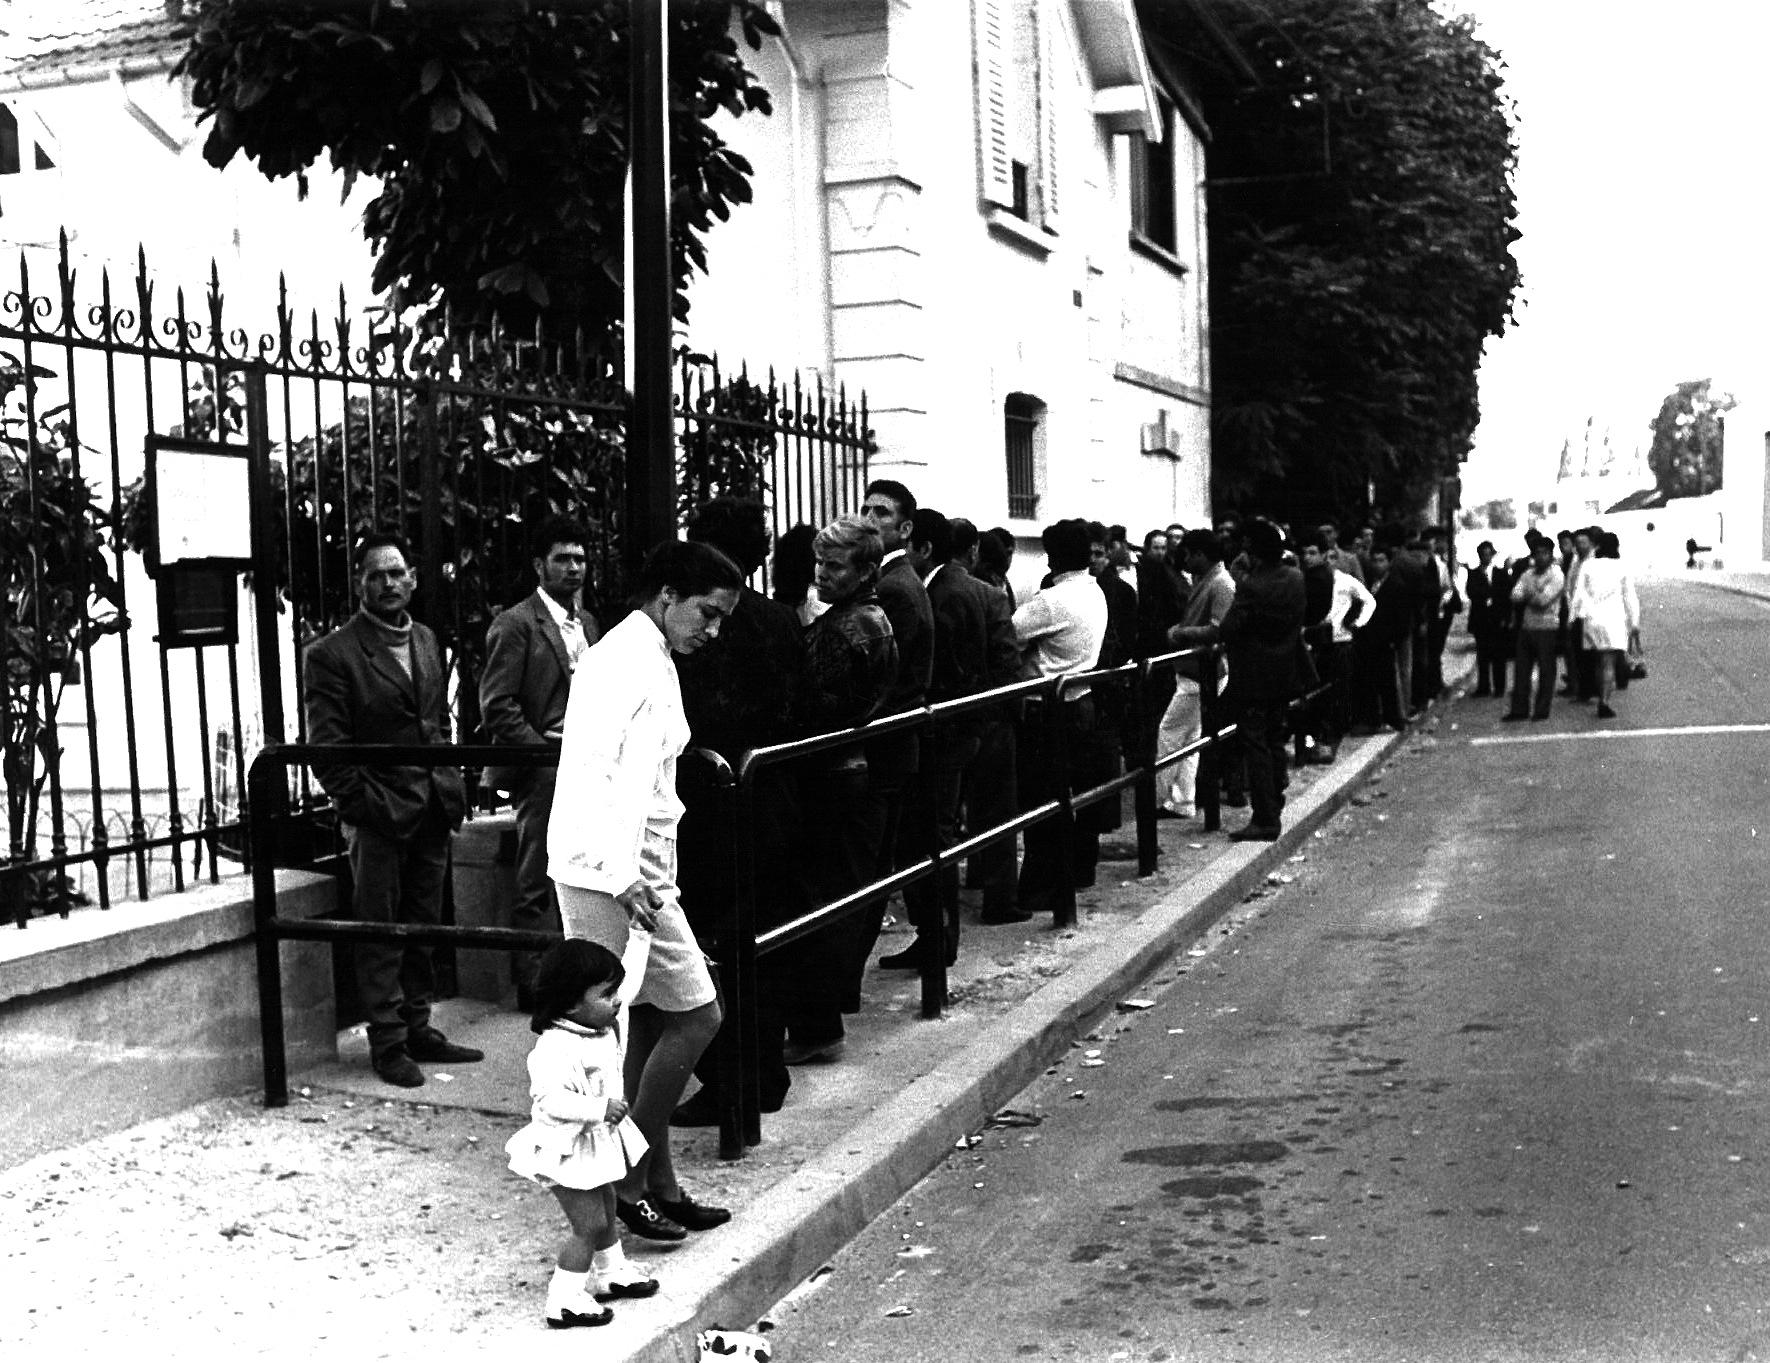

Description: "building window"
1005 392 1046 520
975 0 1062 231
1130 98 1176 253
0 103 56 177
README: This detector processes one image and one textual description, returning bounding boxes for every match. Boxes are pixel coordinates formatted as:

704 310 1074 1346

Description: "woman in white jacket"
1568 530 1639 720
549 539 743 1241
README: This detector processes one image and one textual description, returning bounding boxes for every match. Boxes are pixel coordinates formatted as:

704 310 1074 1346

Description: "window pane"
0 106 19 176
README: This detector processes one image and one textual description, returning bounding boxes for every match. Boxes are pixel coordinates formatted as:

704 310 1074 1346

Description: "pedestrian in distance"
1504 534 1566 722
548 538 741 1243
1568 530 1639 720
505 939 659 1330
1464 539 1511 699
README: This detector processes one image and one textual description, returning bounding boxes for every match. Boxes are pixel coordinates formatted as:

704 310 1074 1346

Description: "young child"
506 939 660 1328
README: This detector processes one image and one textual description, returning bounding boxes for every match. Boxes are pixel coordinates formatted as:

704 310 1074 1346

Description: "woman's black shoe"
616 1195 686 1242
653 1189 732 1231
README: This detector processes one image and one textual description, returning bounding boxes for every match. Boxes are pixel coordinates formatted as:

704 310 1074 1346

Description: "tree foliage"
1646 378 1733 500
1 354 127 916
175 0 779 340
1143 0 1521 526
1457 497 1516 531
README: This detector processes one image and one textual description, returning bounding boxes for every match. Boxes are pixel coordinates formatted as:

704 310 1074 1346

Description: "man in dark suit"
305 533 479 1088
1464 539 1512 697
884 506 1016 970
1217 519 1307 842
672 496 808 1125
478 515 601 1010
845 479 934 1006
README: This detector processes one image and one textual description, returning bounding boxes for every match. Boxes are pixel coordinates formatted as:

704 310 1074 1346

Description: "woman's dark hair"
687 495 770 576
1597 531 1621 559
975 528 1011 582
528 938 626 1034
632 538 744 603
772 523 818 605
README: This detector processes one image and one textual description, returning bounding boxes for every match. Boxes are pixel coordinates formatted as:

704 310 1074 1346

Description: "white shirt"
1013 568 1107 697
535 587 590 671
547 609 689 895
1326 569 1377 644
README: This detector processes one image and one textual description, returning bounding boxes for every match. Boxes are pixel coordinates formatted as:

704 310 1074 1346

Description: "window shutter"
1039 0 1060 231
975 0 1014 208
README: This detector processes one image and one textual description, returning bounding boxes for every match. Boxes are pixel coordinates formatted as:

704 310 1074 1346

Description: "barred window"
1004 392 1046 521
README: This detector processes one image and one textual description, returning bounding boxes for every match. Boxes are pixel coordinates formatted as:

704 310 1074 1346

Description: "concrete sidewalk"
326 703 1430 1361
3 684 1450 1362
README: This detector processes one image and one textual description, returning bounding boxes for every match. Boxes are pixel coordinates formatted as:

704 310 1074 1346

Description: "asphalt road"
763 577 1770 1363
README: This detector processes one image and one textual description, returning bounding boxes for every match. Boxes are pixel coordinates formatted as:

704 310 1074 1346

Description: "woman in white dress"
548 539 743 1240
1568 530 1639 720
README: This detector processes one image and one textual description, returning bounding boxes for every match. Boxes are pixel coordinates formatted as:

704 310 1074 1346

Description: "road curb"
613 722 1411 1362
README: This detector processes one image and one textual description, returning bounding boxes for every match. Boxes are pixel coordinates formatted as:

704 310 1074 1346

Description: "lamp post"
626 0 676 573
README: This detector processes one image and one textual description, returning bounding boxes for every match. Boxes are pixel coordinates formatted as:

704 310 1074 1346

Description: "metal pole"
250 748 290 1107
1134 661 1160 878
245 369 288 857
627 0 676 573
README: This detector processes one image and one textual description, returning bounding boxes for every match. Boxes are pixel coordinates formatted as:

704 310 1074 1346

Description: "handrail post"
731 768 762 1151
704 763 745 1160
1200 646 1223 834
1049 678 1077 929
1134 659 1159 878
249 746 290 1107
919 708 947 1020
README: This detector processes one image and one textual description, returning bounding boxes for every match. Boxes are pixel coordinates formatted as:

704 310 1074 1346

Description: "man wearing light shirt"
1012 518 1108 917
480 515 601 1010
1301 532 1376 762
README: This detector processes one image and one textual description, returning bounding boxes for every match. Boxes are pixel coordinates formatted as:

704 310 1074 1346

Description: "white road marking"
1469 722 1770 747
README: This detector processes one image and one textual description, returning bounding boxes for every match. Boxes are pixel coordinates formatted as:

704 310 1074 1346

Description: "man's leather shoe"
373 1048 424 1088
1229 823 1281 842
1501 712 1529 721
782 1037 844 1066
879 942 935 971
616 1195 687 1242
980 906 1033 925
671 1090 724 1127
652 1189 732 1231
407 1028 484 1064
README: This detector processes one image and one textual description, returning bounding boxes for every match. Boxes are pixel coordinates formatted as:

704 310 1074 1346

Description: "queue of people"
298 498 1495 1328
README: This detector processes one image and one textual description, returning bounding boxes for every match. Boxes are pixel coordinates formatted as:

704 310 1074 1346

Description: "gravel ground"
3 1086 559 1358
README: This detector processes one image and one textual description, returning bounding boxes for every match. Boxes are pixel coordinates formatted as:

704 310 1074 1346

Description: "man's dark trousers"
347 796 452 1062
1016 697 1101 914
1510 627 1558 718
901 725 983 958
509 767 558 997
1233 698 1289 829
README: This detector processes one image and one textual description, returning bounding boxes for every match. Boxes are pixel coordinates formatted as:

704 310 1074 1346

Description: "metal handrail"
246 633 1334 1161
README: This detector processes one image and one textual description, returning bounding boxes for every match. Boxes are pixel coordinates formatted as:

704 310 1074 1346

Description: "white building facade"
685 0 1215 534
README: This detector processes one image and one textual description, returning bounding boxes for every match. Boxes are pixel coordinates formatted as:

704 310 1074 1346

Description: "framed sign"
144 436 252 574
154 563 239 649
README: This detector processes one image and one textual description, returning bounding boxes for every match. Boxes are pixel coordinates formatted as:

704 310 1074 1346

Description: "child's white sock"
593 1241 659 1295
546 1266 593 1314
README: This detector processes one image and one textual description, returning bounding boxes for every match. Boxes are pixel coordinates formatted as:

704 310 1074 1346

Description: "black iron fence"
247 637 1340 1159
3 238 871 926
